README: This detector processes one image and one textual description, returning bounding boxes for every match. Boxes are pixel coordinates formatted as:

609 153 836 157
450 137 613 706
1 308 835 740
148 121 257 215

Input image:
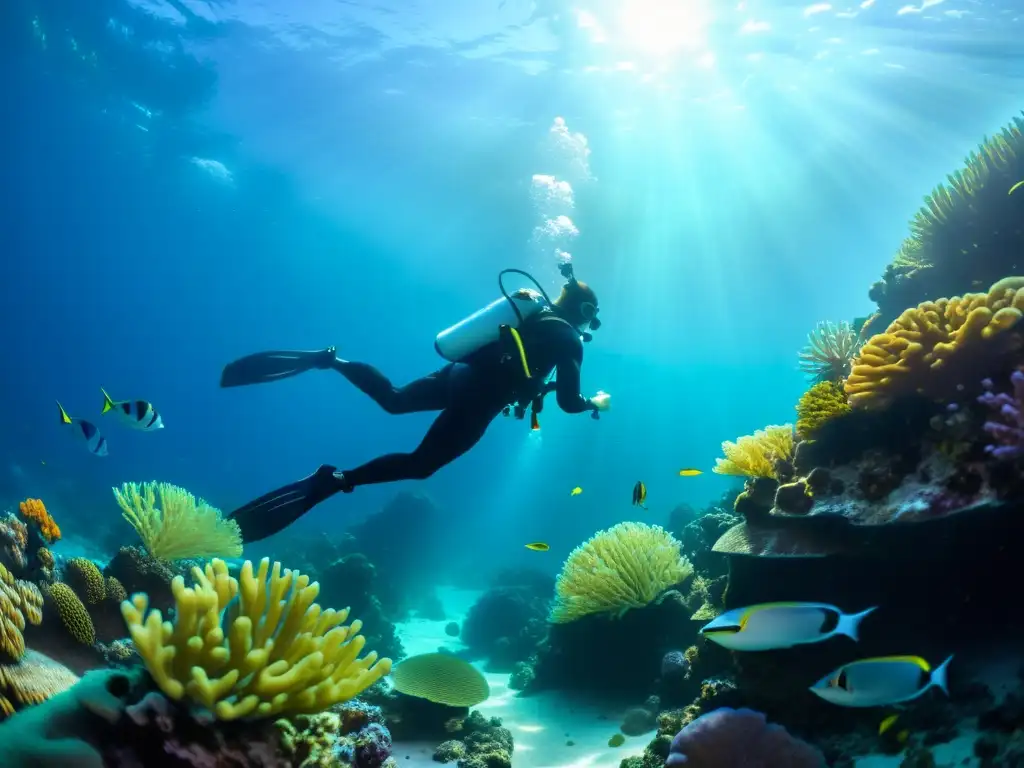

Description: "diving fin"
227 464 349 543
219 347 337 388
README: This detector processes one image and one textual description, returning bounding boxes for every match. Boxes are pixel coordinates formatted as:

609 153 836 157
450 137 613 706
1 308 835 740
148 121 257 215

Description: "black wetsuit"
333 310 596 487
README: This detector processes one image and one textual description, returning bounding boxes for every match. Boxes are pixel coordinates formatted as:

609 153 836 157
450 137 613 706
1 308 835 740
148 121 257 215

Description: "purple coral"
665 707 825 767
354 721 392 768
978 372 1024 459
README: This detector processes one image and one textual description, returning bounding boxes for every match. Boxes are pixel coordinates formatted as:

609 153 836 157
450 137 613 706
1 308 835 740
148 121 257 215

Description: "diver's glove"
589 391 610 419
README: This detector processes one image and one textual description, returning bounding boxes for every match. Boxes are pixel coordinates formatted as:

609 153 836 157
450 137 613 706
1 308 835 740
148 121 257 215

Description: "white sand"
394 588 648 768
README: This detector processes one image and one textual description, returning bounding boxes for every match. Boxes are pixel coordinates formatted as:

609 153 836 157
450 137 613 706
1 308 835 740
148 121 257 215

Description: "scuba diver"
221 261 610 543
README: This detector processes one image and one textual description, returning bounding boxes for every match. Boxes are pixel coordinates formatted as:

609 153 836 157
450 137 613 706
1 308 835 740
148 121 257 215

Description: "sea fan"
799 321 862 382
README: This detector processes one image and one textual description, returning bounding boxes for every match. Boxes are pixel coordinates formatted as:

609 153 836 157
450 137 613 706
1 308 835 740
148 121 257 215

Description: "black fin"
227 465 345 543
220 349 334 388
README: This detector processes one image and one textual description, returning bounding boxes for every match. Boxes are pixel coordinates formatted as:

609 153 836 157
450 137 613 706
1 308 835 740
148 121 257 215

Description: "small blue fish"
57 401 108 457
811 654 953 707
700 602 876 651
101 388 164 430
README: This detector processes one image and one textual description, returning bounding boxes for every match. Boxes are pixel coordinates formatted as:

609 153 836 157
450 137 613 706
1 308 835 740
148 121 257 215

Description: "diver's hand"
590 391 611 412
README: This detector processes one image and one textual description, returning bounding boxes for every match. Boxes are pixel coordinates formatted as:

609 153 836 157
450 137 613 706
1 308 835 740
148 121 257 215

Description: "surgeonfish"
57 401 108 457
525 542 550 552
631 480 647 509
100 388 164 430
700 602 877 651
810 654 953 708
678 468 703 477
570 486 583 496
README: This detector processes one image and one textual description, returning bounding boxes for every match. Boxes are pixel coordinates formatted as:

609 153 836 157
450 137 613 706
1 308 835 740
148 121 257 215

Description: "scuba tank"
434 269 552 363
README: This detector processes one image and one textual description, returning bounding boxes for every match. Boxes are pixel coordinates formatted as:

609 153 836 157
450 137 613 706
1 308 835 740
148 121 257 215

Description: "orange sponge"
17 499 60 544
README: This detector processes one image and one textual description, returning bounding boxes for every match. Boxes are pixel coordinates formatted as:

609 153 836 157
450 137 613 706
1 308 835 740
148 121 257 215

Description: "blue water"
1 0 1022 575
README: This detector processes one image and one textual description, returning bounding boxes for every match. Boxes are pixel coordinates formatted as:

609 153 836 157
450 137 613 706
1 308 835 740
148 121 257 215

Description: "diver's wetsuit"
332 310 596 487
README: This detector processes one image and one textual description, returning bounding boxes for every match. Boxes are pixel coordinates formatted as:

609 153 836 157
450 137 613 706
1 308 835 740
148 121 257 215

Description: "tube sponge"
121 557 392 720
666 707 825 767
845 277 1024 409
549 522 692 623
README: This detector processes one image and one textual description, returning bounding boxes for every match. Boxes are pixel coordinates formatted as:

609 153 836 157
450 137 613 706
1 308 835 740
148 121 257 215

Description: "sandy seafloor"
392 588 983 768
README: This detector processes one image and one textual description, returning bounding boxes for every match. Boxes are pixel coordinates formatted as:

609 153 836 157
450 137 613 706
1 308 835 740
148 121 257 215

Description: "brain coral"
390 653 490 707
44 582 96 646
846 277 1024 408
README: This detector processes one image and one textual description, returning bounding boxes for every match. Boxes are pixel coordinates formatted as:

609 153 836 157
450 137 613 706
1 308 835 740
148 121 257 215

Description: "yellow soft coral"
712 424 796 478
796 381 851 440
113 481 243 561
845 277 1024 409
121 557 392 720
549 522 692 624
17 499 60 543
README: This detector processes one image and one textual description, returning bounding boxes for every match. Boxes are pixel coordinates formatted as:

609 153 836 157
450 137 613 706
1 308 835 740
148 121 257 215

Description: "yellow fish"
570 486 583 496
632 480 647 509
878 714 899 735
525 542 550 552
678 468 702 477
1009 180 1024 195
608 734 625 748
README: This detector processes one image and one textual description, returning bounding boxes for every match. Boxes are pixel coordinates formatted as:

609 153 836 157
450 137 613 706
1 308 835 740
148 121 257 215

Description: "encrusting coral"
549 522 692 623
712 425 796 479
795 381 851 440
113 480 243 561
845 277 1024 409
121 557 392 720
17 499 60 544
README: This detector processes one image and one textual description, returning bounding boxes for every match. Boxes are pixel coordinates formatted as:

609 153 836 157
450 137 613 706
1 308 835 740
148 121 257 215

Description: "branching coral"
113 481 242 561
845 277 1024 408
18 499 60 544
795 381 851 439
121 557 392 720
712 425 796 478
978 371 1024 459
549 522 692 623
799 321 863 382
0 564 43 662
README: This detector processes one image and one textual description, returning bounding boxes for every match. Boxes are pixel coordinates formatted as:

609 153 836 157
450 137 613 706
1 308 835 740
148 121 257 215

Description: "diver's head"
553 280 601 333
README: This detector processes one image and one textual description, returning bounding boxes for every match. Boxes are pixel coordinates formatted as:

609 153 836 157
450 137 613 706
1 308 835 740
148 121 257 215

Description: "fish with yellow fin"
525 542 550 552
100 388 164 431
632 480 647 509
678 468 702 477
570 486 583 496
811 654 953 707
57 401 108 457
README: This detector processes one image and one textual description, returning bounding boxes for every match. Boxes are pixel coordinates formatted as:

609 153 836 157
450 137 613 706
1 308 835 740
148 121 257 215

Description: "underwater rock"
361 679 468 742
621 706 657 736
102 546 176 613
317 554 404 663
445 622 460 637
507 659 535 691
436 711 514 768
665 707 825 767
774 481 814 516
433 739 467 763
461 586 549 672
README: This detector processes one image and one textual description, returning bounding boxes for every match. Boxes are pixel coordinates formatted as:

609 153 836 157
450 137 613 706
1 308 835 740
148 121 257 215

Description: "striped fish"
100 388 164 430
57 401 108 456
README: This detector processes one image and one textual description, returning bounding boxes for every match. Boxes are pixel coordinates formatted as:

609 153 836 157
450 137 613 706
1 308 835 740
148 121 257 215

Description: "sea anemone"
799 320 862 382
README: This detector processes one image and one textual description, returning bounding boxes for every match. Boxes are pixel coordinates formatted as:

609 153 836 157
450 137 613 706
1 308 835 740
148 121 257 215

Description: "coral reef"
870 113 1024 325
978 370 1024 458
712 425 796 479
18 499 60 545
122 557 392 719
103 544 179 613
0 563 43 662
434 710 514 768
846 278 1024 409
461 579 550 671
113 480 243 560
550 522 692 623
277 699 394 768
0 649 79 717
